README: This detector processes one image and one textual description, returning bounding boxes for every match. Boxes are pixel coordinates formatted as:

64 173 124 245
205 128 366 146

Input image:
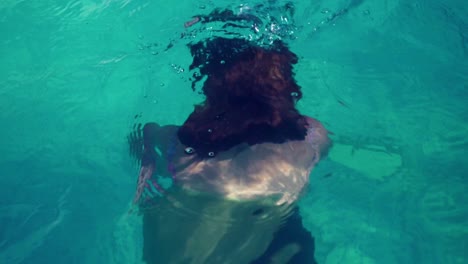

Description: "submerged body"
135 117 329 263
127 30 330 263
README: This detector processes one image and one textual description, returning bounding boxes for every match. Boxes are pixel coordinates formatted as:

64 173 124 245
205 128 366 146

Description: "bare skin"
135 117 330 263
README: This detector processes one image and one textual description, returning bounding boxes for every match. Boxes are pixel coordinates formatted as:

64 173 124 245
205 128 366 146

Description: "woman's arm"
131 123 178 204
141 122 178 166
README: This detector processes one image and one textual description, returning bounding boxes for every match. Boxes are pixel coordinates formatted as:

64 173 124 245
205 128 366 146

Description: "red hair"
178 37 307 157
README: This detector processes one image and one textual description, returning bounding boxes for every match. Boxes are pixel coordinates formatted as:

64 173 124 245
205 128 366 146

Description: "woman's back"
172 133 317 203
140 117 329 264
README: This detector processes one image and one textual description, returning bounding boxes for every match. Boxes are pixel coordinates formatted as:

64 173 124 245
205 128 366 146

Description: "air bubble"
184 147 195 154
291 92 299 97
208 151 215 157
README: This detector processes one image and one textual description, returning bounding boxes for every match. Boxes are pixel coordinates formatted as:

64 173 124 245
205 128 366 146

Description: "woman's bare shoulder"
304 116 331 158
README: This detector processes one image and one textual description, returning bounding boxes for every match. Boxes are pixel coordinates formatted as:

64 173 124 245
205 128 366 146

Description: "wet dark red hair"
178 37 307 157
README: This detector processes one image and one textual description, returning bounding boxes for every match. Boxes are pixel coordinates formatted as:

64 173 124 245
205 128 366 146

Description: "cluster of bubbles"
137 1 363 60
180 2 298 47
170 63 185 74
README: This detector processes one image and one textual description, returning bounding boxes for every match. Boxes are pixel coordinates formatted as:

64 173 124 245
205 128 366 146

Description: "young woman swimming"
129 36 330 263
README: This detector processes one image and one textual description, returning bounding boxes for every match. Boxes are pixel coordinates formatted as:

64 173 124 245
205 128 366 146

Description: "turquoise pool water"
0 0 466 263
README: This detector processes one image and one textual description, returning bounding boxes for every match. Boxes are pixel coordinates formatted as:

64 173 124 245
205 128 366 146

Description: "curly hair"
178 37 307 157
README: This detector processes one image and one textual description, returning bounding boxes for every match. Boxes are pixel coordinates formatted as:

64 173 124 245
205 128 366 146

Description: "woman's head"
178 37 307 157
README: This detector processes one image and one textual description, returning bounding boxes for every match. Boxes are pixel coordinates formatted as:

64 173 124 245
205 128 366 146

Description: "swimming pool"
0 0 466 263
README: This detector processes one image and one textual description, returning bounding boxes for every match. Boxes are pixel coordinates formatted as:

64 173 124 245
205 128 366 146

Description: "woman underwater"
128 16 330 264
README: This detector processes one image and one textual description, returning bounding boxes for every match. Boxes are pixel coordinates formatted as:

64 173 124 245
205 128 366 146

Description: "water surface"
0 0 466 263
